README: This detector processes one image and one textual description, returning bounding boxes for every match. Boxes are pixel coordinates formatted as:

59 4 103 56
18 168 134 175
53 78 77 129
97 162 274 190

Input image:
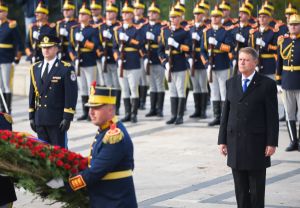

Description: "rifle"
74 32 81 76
232 5 241 76
58 27 64 60
255 4 262 72
167 32 174 83
102 36 108 73
191 24 199 77
146 37 151 75
119 29 125 78
207 32 215 83
32 40 37 63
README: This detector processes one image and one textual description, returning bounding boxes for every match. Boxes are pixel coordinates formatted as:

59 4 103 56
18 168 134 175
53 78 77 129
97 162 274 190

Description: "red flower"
56 160 64 167
67 153 76 161
64 164 71 170
70 168 78 174
39 152 46 159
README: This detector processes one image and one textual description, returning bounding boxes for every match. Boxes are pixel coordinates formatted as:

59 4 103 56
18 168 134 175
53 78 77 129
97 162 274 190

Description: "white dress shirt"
241 70 256 88
41 57 57 78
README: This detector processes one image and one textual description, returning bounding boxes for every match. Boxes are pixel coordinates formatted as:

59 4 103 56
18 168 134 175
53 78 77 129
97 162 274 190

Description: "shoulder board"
203 25 211 32
57 19 64 24
114 25 122 31
92 24 100 28
277 35 285 45
49 22 56 28
272 27 279 32
61 60 72 67
70 24 78 30
226 24 236 31
103 124 124 144
161 20 169 27
232 18 238 24
8 20 17 28
33 61 42 68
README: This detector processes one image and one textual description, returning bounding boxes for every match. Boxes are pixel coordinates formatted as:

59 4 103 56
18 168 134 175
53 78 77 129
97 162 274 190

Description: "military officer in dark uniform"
219 0 237 29
158 6 191 125
276 14 300 152
133 0 148 110
113 2 143 123
0 1 24 114
187 4 208 119
69 3 100 121
0 112 17 208
276 3 298 37
68 85 137 208
25 0 56 63
98 2 121 114
56 0 78 62
250 6 278 79
201 5 234 126
29 34 78 148
141 1 165 117
199 0 211 25
244 0 257 25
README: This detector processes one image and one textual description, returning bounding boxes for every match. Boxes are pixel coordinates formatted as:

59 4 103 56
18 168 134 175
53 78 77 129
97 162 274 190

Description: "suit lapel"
235 75 244 100
239 72 261 101
34 63 43 93
41 59 60 95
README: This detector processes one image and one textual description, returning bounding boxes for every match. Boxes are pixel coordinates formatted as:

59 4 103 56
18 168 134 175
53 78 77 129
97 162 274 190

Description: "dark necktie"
242 78 250 93
42 63 49 84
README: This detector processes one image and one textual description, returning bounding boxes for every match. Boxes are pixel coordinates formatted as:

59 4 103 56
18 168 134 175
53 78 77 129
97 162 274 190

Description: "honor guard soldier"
158 5 191 125
230 3 253 75
29 35 78 148
250 6 278 79
262 0 277 29
113 2 143 123
201 5 234 126
174 0 188 27
56 0 78 62
219 0 237 29
68 85 137 208
244 0 256 25
98 2 122 114
199 0 211 25
90 0 106 86
133 0 148 110
141 1 165 117
276 14 300 152
278 3 299 36
0 1 24 114
187 3 208 119
25 0 56 63
69 2 101 121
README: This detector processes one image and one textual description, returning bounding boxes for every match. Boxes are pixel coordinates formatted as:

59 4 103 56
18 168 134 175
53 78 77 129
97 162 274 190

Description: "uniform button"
49 87 52 90
45 96 48 98
44 104 47 107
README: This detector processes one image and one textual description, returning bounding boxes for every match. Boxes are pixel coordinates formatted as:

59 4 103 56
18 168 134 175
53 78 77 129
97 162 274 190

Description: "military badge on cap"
86 82 117 107
39 34 60 47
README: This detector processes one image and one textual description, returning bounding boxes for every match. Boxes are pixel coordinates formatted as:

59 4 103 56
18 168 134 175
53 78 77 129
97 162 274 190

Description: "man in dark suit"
29 34 78 148
218 47 279 208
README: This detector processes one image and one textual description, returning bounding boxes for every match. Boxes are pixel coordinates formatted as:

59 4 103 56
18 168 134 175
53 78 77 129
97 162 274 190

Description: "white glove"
235 33 245 43
143 58 149 71
206 65 212 79
33 31 40 40
192 32 200 41
46 178 64 189
60 28 68 37
119 32 129 42
208 37 218 46
165 62 170 78
101 56 106 67
255 66 259 72
256 38 266 47
103 30 112 39
277 85 283 93
188 58 193 69
118 59 123 67
75 32 84 42
168 37 179 48
146 32 155 40
232 59 237 69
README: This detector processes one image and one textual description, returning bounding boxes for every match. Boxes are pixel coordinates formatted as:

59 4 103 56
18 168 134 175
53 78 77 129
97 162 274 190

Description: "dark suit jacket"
218 72 279 170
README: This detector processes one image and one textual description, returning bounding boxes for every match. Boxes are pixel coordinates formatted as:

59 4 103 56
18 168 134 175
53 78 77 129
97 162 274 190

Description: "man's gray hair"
239 47 259 60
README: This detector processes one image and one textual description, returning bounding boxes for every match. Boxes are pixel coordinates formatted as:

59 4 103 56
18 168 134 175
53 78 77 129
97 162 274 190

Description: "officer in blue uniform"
25 1 56 63
0 112 17 208
113 2 143 123
250 6 278 79
68 85 137 208
158 6 191 125
98 2 121 114
141 1 165 117
0 1 24 114
29 34 78 148
56 0 78 62
219 0 237 29
186 4 208 119
244 0 257 25
276 3 299 37
276 14 300 152
199 0 211 25
201 5 234 126
69 3 101 121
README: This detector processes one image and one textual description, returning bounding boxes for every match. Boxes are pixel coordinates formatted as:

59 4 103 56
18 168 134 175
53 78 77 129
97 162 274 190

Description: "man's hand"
168 37 179 48
59 119 71 132
256 38 266 47
219 144 227 156
119 32 129 42
265 146 276 157
277 85 283 94
192 32 200 41
208 37 218 46
235 33 245 43
146 32 155 40
30 119 36 132
103 30 112 39
143 58 149 71
75 32 84 42
46 178 64 189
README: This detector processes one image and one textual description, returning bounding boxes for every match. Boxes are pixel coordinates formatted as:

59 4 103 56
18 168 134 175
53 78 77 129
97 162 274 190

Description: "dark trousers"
36 125 67 148
232 168 266 208
0 176 16 206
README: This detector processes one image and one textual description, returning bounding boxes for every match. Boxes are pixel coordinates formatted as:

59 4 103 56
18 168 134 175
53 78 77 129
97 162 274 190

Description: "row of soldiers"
0 0 300 149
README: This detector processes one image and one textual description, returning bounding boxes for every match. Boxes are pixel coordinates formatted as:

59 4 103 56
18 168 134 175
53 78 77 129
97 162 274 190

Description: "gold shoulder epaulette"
203 25 211 32
249 28 257 34
33 61 42 68
103 124 124 144
114 25 122 31
8 20 17 28
61 60 72 67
